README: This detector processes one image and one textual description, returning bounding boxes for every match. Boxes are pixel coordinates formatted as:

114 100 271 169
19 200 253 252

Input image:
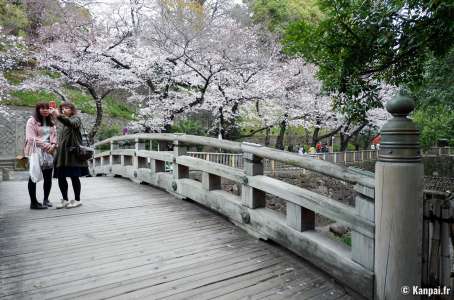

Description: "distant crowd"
296 143 330 155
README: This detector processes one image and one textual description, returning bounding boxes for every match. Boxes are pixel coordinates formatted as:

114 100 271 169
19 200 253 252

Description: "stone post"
375 92 424 299
133 138 146 169
241 152 265 208
109 141 118 171
148 140 166 174
173 140 189 180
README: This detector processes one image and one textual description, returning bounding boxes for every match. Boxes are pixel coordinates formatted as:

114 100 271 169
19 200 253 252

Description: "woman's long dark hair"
33 102 55 126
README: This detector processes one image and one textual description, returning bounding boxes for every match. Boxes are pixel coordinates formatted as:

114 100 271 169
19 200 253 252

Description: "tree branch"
106 31 132 51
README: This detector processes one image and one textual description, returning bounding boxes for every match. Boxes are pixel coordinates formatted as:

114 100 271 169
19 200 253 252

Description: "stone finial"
385 92 415 117
379 91 421 163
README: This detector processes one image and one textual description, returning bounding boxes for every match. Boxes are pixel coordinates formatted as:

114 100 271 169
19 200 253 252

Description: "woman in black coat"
50 102 89 209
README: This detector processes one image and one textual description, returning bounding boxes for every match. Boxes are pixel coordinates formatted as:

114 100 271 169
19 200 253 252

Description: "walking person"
24 102 58 209
50 102 89 209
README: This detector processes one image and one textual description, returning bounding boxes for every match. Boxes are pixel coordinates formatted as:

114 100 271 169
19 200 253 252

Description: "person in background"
322 143 329 153
24 102 58 209
50 102 89 209
298 146 306 155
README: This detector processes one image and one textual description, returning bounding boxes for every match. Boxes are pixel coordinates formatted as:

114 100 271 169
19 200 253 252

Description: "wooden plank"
175 179 374 298
36 250 274 300
0 220 228 260
0 176 355 300
238 273 327 300
103 257 283 299
1 237 251 297
1 237 260 297
172 248 347 300
167 264 290 300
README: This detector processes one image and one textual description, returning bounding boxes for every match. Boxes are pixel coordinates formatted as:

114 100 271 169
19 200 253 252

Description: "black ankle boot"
43 200 53 207
30 202 48 210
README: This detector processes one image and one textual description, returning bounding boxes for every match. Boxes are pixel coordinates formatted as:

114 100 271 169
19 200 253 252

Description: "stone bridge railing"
91 133 376 299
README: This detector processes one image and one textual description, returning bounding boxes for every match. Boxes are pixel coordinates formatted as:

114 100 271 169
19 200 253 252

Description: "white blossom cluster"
11 0 390 135
0 32 27 72
0 29 29 117
0 73 11 118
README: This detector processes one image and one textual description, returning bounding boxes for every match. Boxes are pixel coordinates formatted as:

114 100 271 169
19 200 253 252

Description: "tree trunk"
311 127 320 147
363 129 373 149
340 132 349 152
163 123 172 133
354 142 360 151
89 98 103 144
287 126 294 152
275 117 287 150
218 106 225 139
339 123 368 151
264 127 270 146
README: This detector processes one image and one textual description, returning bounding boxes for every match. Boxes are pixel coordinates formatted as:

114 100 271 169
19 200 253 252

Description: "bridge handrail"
91 133 376 298
94 133 374 188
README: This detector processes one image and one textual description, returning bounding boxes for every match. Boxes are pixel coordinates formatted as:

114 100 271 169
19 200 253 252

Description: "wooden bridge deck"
0 176 351 300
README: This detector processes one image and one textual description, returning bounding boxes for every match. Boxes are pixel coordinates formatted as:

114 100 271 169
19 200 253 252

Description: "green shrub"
341 233 351 246
347 143 356 151
97 124 122 142
170 118 206 136
0 0 29 36
104 96 135 120
4 77 134 119
39 69 61 79
413 104 454 150
4 69 32 85
63 87 96 114
63 88 134 119
6 90 55 106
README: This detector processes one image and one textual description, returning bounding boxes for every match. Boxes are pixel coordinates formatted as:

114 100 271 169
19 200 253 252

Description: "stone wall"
0 106 129 159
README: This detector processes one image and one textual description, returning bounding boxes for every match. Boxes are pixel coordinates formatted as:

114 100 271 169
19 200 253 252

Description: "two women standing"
25 102 89 210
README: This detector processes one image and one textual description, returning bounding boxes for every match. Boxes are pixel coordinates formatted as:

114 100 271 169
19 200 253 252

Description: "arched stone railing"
90 133 375 299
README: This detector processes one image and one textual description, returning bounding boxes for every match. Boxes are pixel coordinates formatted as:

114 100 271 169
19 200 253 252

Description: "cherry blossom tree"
0 72 11 118
19 0 390 148
29 3 141 142
240 56 390 149
0 30 29 118
130 0 281 134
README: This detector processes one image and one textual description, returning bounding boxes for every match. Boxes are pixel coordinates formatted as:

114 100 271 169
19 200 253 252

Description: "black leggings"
58 177 81 201
28 168 53 204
